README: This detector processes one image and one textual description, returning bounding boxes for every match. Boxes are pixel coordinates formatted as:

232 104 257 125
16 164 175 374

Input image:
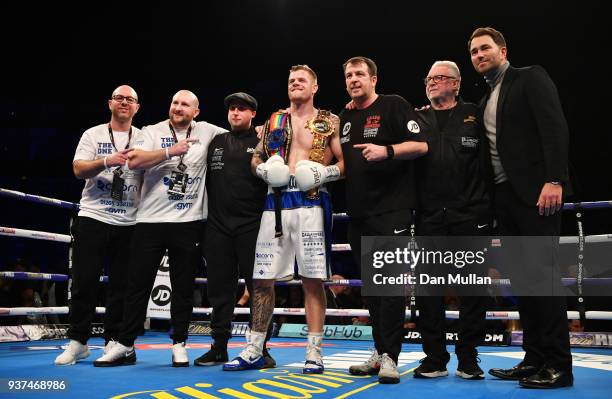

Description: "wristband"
165 147 170 160
103 157 109 169
386 145 394 160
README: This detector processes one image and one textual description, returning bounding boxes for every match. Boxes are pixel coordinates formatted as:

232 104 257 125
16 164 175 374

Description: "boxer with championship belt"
225 65 344 375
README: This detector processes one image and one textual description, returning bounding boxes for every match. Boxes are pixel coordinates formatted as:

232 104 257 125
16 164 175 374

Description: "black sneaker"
414 357 449 378
262 347 276 369
194 345 229 366
456 357 485 380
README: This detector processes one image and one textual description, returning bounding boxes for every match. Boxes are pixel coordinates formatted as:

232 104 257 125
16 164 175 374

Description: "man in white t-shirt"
94 90 227 367
55 85 142 366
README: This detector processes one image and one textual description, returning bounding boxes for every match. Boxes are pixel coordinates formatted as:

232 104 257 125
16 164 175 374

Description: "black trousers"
204 223 273 345
68 216 134 344
348 209 413 363
495 182 572 371
415 211 489 365
119 221 202 346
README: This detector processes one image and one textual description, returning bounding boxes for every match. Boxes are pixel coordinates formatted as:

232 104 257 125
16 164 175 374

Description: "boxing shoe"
223 344 265 371
303 345 324 374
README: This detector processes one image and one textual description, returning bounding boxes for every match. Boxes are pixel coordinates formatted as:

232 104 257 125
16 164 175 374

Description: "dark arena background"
1 1 611 398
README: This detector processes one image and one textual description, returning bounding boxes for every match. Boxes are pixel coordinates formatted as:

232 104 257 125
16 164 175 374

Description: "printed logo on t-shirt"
161 137 174 148
342 122 351 136
97 142 113 155
341 122 351 144
162 175 202 187
407 120 420 134
96 179 139 193
364 115 381 138
461 137 478 149
210 147 224 171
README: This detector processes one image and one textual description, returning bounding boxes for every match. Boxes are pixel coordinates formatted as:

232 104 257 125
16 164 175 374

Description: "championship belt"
305 109 334 199
263 111 292 161
262 112 292 238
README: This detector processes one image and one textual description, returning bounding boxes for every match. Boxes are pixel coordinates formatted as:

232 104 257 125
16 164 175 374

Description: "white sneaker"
54 340 90 365
93 342 136 367
378 353 400 384
349 349 381 375
104 340 117 355
172 342 189 367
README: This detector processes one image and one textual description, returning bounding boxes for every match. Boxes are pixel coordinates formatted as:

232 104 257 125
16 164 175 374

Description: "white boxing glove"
256 155 290 187
295 160 341 191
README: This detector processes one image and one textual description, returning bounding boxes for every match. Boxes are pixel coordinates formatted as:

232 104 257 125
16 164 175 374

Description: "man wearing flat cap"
193 92 275 368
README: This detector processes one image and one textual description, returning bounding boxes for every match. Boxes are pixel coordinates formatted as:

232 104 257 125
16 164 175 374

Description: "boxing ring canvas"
1 332 611 398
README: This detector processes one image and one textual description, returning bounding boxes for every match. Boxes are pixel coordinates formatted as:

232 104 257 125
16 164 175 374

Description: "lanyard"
168 122 192 169
107 125 132 175
107 125 132 152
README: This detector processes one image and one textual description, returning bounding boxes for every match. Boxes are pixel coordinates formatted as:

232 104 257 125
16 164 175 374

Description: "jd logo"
158 254 170 273
151 285 172 306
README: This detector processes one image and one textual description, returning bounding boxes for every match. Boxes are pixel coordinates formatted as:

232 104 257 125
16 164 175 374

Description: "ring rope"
2 306 612 321
2 188 612 215
2 271 612 288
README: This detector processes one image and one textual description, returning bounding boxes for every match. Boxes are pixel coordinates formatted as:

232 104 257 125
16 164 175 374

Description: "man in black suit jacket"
468 27 573 389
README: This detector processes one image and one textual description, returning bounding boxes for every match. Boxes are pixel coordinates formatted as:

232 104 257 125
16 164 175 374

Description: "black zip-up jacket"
415 99 489 216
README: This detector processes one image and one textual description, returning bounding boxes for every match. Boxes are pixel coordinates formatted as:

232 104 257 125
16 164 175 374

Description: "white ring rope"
4 225 612 250
2 306 612 321
0 226 71 243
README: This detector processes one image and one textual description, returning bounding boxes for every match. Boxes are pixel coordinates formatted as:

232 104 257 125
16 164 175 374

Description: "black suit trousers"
494 182 572 371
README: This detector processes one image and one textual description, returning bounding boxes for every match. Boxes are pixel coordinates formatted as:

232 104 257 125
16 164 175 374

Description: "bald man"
55 85 142 366
94 90 227 367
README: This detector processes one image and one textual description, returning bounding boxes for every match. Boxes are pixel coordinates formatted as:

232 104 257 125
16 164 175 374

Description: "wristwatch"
386 145 394 160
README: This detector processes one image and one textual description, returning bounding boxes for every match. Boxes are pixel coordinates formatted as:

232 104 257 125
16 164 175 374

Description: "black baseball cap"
224 92 258 111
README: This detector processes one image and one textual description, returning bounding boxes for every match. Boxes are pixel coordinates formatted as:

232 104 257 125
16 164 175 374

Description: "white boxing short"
254 176 332 280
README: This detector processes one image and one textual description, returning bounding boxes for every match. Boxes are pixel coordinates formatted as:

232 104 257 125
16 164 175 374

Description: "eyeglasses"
424 75 457 85
112 95 138 104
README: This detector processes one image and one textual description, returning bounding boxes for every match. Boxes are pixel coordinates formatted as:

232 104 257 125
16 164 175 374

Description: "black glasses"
424 75 457 85
112 95 138 104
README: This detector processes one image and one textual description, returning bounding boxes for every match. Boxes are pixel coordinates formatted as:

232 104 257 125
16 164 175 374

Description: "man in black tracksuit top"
340 57 428 384
413 61 490 380
193 92 274 367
